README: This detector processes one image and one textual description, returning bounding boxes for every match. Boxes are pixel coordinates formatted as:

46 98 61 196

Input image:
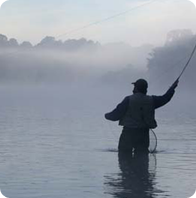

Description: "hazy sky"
0 0 196 46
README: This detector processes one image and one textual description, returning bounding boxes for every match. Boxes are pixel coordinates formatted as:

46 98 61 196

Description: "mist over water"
1 30 196 92
0 30 196 198
0 34 153 85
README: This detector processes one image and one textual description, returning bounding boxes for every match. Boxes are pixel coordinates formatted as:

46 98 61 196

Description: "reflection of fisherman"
105 79 178 154
117 153 153 197
104 153 159 198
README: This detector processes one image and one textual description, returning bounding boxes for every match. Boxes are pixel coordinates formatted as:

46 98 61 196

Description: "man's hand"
170 79 179 90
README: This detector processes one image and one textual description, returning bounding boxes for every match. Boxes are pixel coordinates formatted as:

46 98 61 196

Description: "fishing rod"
149 39 196 154
177 41 196 80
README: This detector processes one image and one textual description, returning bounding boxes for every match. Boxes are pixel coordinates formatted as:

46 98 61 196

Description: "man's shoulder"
123 95 131 100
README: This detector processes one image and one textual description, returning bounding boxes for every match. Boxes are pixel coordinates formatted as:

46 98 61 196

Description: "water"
0 85 196 198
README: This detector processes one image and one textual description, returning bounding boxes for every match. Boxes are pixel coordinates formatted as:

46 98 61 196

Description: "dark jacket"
105 86 175 124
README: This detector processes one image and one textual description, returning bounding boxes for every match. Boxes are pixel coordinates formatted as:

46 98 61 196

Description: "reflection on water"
105 153 165 198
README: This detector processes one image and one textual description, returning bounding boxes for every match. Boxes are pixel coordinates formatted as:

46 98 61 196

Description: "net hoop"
149 129 157 153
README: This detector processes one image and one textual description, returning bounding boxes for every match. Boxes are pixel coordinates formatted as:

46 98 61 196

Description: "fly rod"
151 40 196 153
177 41 196 80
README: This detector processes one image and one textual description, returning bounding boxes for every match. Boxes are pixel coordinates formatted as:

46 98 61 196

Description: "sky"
0 0 196 46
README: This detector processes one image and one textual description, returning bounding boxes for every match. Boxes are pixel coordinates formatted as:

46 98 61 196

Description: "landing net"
149 129 157 153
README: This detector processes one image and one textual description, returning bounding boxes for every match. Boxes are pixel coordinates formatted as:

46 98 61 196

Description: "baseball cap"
132 79 148 91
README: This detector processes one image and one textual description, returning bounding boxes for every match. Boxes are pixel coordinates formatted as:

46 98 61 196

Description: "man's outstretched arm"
153 79 179 109
105 96 129 121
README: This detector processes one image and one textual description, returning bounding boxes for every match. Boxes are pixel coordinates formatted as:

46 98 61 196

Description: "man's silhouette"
105 78 178 154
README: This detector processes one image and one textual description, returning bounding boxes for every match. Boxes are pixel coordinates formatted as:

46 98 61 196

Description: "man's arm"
152 79 179 109
105 96 129 121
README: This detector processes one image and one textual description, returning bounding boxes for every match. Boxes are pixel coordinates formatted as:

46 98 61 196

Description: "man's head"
132 79 148 94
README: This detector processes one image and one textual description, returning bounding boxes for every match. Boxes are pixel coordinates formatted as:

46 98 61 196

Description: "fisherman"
105 78 179 154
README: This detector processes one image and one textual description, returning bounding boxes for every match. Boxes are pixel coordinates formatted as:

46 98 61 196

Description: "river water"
0 85 195 198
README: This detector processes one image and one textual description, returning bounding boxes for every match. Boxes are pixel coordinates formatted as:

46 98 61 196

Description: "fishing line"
1 0 162 58
56 0 161 39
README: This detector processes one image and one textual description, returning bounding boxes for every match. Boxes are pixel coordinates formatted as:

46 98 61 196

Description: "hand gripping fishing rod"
150 42 196 153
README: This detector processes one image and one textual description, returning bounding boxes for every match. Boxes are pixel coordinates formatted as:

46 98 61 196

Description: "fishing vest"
119 93 157 129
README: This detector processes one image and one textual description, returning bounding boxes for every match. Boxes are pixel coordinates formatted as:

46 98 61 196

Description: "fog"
0 29 196 110
0 33 152 85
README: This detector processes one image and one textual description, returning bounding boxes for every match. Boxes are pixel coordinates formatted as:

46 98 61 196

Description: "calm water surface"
0 85 196 198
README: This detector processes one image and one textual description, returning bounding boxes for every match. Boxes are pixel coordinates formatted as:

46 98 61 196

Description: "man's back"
119 93 157 129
